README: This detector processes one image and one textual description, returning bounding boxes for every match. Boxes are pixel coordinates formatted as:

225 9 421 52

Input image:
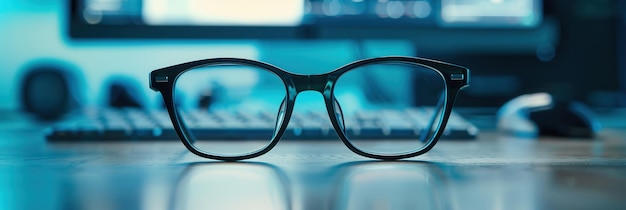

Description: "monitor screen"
142 0 304 26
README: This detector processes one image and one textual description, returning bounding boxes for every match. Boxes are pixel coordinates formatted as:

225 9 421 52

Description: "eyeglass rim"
150 56 469 161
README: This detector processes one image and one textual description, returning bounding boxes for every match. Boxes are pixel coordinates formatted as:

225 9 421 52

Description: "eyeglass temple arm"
333 98 346 133
420 92 445 142
272 98 287 139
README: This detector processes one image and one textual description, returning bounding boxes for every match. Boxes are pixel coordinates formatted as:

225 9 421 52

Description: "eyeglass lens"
174 64 286 156
334 61 446 156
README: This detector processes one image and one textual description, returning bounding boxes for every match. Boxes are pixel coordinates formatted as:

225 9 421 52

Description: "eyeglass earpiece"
333 98 346 133
273 98 288 138
158 90 186 109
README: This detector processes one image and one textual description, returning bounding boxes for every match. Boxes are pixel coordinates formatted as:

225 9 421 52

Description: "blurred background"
0 0 624 119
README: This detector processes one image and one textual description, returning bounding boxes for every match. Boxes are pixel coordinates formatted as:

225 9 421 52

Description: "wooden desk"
1 113 626 210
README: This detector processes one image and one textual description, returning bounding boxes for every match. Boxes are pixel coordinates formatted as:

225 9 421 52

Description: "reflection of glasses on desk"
149 56 470 161
172 162 292 210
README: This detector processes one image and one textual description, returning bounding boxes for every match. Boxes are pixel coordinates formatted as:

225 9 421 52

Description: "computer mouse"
496 92 601 138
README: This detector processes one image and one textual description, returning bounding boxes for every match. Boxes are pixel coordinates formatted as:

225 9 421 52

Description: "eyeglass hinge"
155 76 169 83
450 73 464 81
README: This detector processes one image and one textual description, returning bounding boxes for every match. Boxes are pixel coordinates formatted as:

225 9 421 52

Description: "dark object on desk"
529 101 601 138
19 64 82 120
45 108 478 141
105 76 145 108
497 93 601 138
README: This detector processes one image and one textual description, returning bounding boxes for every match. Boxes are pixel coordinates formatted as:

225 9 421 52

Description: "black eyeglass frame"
150 56 469 161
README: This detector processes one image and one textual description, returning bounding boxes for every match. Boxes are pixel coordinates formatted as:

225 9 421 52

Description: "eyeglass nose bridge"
290 73 347 137
291 74 329 93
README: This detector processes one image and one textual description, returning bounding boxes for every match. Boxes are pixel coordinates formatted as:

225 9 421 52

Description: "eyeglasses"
150 56 469 161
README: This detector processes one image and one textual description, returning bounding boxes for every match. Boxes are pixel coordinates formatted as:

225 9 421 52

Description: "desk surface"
1 112 626 210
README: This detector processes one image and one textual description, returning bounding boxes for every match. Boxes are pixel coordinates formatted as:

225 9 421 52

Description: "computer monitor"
69 0 543 40
73 0 601 110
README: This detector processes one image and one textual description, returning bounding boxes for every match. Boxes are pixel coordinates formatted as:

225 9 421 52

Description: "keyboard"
45 108 478 141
